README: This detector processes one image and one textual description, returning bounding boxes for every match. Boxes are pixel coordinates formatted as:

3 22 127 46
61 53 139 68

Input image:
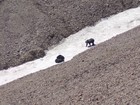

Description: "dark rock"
19 48 45 64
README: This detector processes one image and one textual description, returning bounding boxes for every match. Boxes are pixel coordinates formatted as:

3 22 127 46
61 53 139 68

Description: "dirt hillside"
0 26 140 105
0 0 140 70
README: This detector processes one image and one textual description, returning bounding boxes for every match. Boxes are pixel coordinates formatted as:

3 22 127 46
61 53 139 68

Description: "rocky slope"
0 0 140 70
0 26 140 105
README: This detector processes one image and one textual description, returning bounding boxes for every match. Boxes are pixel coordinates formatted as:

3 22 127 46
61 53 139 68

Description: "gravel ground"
0 26 140 105
0 0 139 70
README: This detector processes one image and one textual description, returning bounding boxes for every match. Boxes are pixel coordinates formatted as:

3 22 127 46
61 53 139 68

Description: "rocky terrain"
0 0 140 70
0 25 140 105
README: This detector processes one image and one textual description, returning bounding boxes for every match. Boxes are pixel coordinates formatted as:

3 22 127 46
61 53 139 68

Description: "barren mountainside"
0 26 140 105
0 0 140 70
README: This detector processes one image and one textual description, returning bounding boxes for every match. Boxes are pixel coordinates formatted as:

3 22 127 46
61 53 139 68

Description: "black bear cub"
55 55 65 63
85 38 95 47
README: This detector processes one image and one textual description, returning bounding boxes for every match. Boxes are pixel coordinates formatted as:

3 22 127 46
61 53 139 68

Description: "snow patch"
0 6 140 86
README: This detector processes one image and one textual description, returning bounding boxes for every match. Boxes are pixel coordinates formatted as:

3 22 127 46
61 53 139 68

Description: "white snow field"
0 6 140 86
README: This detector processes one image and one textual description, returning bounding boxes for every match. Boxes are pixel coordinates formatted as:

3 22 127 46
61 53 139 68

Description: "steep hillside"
0 0 139 70
0 26 140 105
